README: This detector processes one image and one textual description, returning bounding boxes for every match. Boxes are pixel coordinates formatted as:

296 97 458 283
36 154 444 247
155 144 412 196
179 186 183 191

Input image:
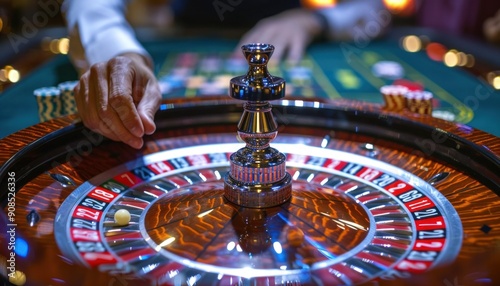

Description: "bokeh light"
7 69 20 83
488 71 500 90
49 39 59 54
58 38 70 54
456 51 467 67
443 50 458 67
493 76 500 90
42 37 70 54
383 0 415 16
301 0 337 8
0 66 20 83
465 54 475 68
402 35 421 52
0 69 6 82
426 42 447 61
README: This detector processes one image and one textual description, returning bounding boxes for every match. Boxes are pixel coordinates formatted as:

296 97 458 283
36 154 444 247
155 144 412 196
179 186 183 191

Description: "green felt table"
1 30 499 139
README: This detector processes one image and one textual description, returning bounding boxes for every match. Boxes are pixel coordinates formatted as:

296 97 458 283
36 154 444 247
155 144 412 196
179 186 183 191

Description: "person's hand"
484 10 500 43
237 8 324 65
74 53 161 149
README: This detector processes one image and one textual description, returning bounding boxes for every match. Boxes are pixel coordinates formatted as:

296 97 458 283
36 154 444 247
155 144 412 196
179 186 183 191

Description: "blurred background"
0 0 63 92
0 0 499 92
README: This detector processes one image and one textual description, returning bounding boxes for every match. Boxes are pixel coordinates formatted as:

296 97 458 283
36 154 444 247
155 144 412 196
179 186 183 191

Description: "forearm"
62 0 151 71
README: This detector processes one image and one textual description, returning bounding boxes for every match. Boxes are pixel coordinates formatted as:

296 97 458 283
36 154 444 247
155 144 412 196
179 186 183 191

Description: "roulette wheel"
1 44 499 286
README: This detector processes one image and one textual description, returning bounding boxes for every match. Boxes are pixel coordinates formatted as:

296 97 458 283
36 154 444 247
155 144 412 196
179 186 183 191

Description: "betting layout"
156 52 328 99
154 49 464 123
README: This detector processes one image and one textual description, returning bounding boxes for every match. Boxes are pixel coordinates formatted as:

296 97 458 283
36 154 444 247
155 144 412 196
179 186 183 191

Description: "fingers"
107 59 144 142
92 60 143 148
239 28 305 66
75 54 159 149
238 23 285 65
74 73 89 124
88 65 121 142
237 9 319 66
136 79 161 135
76 68 118 142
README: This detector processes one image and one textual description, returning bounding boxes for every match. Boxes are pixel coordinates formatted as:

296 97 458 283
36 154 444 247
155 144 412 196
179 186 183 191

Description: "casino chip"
380 85 434 115
57 81 78 115
380 84 408 111
405 90 433 115
372 61 404 80
33 86 63 122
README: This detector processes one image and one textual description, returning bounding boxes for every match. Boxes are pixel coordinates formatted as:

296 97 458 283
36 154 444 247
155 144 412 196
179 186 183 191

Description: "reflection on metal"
224 43 292 208
321 134 331 148
359 143 379 158
26 209 40 227
427 172 450 186
47 172 76 187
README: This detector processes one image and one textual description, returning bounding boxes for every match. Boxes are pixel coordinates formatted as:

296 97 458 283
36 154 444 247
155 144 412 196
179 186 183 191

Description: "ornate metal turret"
224 43 292 208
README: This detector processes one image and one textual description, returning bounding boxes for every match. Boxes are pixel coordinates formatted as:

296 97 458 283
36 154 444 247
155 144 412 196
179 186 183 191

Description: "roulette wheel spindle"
224 43 292 208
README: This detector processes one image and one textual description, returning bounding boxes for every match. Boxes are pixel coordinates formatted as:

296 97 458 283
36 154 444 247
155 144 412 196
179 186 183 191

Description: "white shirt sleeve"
62 0 149 66
317 0 391 42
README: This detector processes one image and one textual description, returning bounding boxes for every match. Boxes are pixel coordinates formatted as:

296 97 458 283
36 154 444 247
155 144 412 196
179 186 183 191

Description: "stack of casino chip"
380 85 409 112
33 86 63 122
57 81 78 115
405 90 433 115
380 85 434 115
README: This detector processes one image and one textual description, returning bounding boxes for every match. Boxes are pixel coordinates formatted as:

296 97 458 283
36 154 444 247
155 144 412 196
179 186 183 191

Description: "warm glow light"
443 50 458 67
402 35 421 52
493 76 500 90
383 0 415 16
465 54 475 68
456 52 467 66
0 69 6 82
49 39 59 54
0 18 3 32
7 69 20 83
301 0 337 8
384 0 409 10
58 38 70 54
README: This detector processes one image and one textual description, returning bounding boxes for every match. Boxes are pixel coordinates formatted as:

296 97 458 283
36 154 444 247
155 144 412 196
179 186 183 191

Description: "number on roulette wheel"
1 44 500 286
